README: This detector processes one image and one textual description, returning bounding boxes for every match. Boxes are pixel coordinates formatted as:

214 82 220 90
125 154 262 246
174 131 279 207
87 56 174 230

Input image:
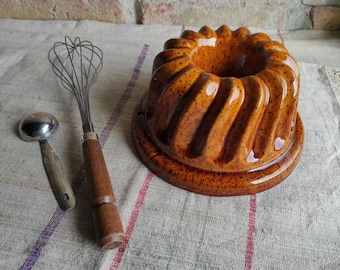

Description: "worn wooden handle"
82 133 125 250
40 140 76 210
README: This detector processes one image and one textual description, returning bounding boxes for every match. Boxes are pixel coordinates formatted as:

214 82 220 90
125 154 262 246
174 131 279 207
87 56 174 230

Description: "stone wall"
0 0 339 30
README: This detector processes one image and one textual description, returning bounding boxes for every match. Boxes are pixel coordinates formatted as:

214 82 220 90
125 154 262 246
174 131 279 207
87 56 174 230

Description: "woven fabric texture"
0 20 339 270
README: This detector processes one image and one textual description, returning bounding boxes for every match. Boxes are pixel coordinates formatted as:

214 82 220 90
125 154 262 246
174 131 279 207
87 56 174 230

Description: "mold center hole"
190 38 266 78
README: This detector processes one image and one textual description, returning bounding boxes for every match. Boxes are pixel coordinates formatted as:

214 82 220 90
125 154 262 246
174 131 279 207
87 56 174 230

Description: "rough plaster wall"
304 0 340 30
302 0 340 5
140 0 312 30
311 6 340 30
0 0 339 30
0 0 129 23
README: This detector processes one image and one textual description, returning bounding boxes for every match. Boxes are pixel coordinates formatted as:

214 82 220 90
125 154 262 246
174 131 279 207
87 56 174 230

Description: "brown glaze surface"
132 25 304 196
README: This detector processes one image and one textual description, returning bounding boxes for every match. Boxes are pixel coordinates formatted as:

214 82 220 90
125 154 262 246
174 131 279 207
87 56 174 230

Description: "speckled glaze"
132 25 304 196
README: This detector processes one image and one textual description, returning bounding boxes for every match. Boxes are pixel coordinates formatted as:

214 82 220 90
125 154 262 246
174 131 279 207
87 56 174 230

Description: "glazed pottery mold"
132 25 304 196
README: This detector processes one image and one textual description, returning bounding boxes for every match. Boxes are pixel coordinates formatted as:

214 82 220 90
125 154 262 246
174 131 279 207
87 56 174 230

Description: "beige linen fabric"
327 67 340 105
0 20 339 269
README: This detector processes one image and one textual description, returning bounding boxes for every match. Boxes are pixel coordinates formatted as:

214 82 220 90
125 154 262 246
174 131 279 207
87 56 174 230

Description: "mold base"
132 95 304 196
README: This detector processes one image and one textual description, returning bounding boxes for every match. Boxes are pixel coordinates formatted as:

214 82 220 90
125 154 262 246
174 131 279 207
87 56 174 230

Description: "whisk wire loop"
48 36 103 132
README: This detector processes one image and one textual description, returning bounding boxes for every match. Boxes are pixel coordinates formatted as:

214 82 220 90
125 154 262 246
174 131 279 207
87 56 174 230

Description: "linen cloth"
0 19 339 270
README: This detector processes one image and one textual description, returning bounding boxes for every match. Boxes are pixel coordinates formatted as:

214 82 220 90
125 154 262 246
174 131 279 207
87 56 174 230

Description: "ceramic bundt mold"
132 25 304 196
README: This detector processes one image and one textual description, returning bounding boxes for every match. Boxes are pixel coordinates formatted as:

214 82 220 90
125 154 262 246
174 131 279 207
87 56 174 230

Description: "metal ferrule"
91 195 116 209
82 131 98 142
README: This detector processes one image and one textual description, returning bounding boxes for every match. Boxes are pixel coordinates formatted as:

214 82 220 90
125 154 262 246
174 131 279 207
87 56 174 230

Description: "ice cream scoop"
19 112 76 210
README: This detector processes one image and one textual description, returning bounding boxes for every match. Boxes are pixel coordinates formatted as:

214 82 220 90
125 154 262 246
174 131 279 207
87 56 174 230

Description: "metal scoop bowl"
19 112 76 210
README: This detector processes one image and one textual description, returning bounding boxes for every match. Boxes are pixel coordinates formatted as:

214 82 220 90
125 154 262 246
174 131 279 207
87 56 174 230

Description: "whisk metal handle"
82 132 125 250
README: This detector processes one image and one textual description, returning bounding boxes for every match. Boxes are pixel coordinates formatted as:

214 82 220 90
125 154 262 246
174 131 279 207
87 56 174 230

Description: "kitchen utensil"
48 36 124 250
19 112 76 210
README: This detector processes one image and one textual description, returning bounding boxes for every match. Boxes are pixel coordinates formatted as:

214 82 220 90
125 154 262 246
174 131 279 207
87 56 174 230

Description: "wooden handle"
40 141 76 210
82 133 125 250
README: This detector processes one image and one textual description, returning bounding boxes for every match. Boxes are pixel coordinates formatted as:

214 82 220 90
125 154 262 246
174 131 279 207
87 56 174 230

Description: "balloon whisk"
48 36 125 251
48 36 103 133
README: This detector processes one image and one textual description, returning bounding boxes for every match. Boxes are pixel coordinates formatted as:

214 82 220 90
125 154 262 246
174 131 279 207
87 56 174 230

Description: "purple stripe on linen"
99 44 150 147
20 208 65 270
20 44 150 270
181 25 185 35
